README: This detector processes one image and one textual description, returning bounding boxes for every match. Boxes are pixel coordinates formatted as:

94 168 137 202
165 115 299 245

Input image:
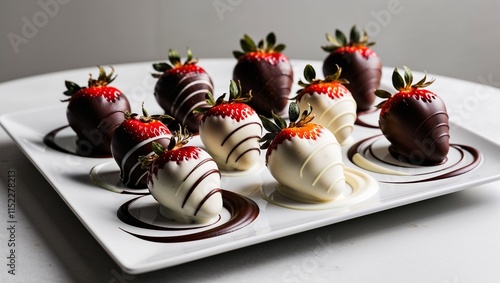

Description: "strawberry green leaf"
232 51 244 59
392 68 405 90
375 100 387 109
272 111 287 129
168 49 182 66
229 80 239 101
374 89 392 99
335 29 348 46
303 64 316 83
325 33 340 47
260 115 282 133
261 132 277 143
403 66 413 87
152 141 166 155
260 139 272 150
321 45 337 52
257 39 264 50
215 93 226 105
241 34 257 52
266 32 276 50
273 44 286 53
350 25 361 44
205 91 216 106
152 62 171 72
185 48 193 64
97 65 106 81
288 102 300 123
414 72 427 86
63 80 81 95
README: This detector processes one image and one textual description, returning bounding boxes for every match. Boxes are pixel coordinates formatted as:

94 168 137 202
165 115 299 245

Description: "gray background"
1 0 500 87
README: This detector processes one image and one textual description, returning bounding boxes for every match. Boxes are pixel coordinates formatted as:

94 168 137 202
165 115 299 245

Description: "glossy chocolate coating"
154 72 213 133
111 125 171 189
379 96 450 165
233 57 293 117
323 51 381 112
66 94 130 156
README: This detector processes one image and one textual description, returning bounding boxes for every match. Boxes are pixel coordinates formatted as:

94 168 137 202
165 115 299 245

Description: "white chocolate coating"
298 91 356 146
267 127 345 203
199 114 262 171
148 149 223 224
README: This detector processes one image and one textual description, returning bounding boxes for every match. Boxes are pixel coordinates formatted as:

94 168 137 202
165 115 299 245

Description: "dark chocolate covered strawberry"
111 104 172 189
152 48 213 133
62 66 131 156
375 66 450 165
233 32 294 117
322 25 382 112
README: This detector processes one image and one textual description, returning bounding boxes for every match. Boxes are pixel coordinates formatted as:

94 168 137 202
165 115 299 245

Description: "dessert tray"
2 60 500 274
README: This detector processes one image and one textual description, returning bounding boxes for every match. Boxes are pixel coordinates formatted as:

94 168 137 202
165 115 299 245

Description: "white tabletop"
1 61 499 283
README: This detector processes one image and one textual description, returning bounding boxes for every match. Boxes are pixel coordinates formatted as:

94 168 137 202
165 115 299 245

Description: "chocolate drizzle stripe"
181 100 209 125
225 135 261 164
120 134 171 173
194 188 222 216
118 190 259 243
182 168 221 208
43 125 111 158
412 111 448 137
234 147 261 163
134 171 149 188
221 122 263 147
183 158 218 182
171 80 212 115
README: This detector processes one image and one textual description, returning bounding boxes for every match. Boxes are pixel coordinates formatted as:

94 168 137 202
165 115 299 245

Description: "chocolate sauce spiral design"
117 190 259 243
43 125 112 158
347 135 482 184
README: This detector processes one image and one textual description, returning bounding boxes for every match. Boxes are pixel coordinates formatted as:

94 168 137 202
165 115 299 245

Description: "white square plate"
2 61 500 274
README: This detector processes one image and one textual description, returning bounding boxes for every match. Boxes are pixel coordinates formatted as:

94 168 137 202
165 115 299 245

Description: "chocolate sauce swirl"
347 135 482 184
43 125 111 158
118 190 259 243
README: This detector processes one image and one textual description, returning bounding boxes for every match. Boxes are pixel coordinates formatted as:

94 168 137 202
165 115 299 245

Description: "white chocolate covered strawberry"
196 80 263 171
140 129 222 224
295 64 356 145
260 103 345 203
